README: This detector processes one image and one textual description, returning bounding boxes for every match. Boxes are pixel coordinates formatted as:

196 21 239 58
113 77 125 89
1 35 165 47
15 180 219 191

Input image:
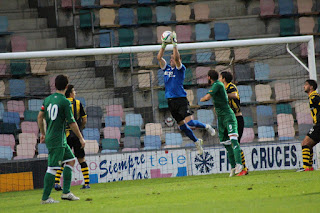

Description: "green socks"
62 166 72 194
224 145 236 168
42 172 55 201
231 139 242 165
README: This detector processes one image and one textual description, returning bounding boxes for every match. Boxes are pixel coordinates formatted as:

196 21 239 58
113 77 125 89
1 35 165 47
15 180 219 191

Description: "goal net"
0 36 318 191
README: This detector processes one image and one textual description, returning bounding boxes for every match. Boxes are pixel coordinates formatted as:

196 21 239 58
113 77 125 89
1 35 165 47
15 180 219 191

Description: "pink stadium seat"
234 48 250 61
145 123 162 136
0 61 6 75
297 0 313 14
103 127 121 141
7 100 25 118
16 143 35 158
275 83 290 100
196 67 210 85
296 112 313 124
175 5 191 22
122 148 139 152
277 114 294 127
61 0 73 8
84 140 99 154
300 43 308 57
215 66 232 73
18 133 37 145
255 84 272 102
299 17 315 34
138 70 155 88
240 128 254 143
215 49 231 62
176 25 192 43
156 26 172 43
278 126 295 138
11 35 27 52
106 104 124 120
194 3 210 20
37 154 48 158
295 102 310 114
30 58 47 74
260 0 275 16
137 53 153 67
21 121 39 136
0 134 15 150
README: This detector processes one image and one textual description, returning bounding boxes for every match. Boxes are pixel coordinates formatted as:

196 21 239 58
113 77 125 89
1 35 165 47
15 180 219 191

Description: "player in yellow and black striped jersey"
297 80 320 172
219 71 248 176
54 85 90 189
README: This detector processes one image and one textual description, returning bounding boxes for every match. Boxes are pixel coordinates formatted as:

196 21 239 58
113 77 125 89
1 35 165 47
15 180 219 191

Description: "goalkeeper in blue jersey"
200 69 243 176
157 31 216 155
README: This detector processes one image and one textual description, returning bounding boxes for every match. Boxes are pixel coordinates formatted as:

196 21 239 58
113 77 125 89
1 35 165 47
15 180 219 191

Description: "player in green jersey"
200 69 243 176
38 75 86 204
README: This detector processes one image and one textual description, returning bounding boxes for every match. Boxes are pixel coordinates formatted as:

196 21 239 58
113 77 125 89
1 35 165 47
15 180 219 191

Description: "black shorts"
236 116 244 143
307 124 320 144
168 97 193 123
67 134 85 158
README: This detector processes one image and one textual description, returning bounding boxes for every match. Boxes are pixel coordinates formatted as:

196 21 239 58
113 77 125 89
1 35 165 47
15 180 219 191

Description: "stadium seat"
196 50 212 63
0 123 17 134
7 100 25 118
118 28 134 47
214 23 230 41
124 125 141 137
240 128 255 143
87 106 103 117
10 59 27 76
144 135 161 150
3 112 20 129
103 126 120 141
125 114 143 127
105 116 122 128
118 53 131 68
157 26 172 43
137 52 154 67
0 102 4 120
30 58 47 74
158 90 168 109
175 5 191 22
29 78 49 96
100 0 114 5
197 88 213 106
298 123 313 139
124 137 140 148
137 7 153 24
243 116 254 128
19 133 37 146
256 105 274 126
61 0 74 8
300 43 308 57
0 134 15 150
0 146 13 160
16 143 35 158
295 102 309 114
297 0 313 14
278 126 295 141
0 16 9 34
83 128 100 142
175 25 192 43
276 104 292 114
278 0 294 15
138 27 154 45
9 79 26 97
180 50 193 63
165 133 183 146
258 126 275 141
28 99 43 111
101 138 120 151
156 6 173 24
280 18 295 36
237 85 253 104
157 0 170 3
81 0 100 8
197 109 214 125
296 112 313 125
214 49 231 62
260 0 275 16
86 116 102 129
196 67 210 85
299 17 315 34
194 3 210 20
119 0 136 4
11 35 27 52
138 0 152 3
195 24 211 41
106 105 123 120
254 62 270 81
79 10 95 28
234 48 250 61
0 61 6 75
145 123 162 136
255 84 272 102
157 69 164 86
99 9 115 27
21 121 38 136
37 143 48 154
84 140 99 154
118 8 134 25
184 68 193 86
24 110 38 122
277 114 294 127
0 38 7 53
275 82 291 100
234 64 252 82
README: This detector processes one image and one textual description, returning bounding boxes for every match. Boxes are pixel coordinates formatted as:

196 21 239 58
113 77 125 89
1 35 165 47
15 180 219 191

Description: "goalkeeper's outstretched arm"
172 31 182 69
157 46 166 69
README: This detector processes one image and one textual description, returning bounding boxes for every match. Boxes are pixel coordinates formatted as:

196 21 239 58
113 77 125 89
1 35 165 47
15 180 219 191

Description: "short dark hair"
306 79 318 90
55 75 69 90
220 71 233 83
208 69 219 81
65 84 74 98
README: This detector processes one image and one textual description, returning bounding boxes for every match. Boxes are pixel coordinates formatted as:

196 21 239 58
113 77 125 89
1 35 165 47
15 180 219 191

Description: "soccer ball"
161 31 172 44
165 117 175 127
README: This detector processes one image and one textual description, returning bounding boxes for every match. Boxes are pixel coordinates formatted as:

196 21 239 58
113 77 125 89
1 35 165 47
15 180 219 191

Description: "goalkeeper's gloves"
161 42 167 49
172 31 178 47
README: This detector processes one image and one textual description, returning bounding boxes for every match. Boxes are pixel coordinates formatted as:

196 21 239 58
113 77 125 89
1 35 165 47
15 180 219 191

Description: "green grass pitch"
0 170 319 213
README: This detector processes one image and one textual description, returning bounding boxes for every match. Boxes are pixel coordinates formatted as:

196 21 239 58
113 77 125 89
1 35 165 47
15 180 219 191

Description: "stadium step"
47 68 96 79
0 0 29 10
0 8 39 20
46 58 88 70
70 77 106 90
77 88 115 100
12 28 58 40
27 37 67 51
8 18 48 31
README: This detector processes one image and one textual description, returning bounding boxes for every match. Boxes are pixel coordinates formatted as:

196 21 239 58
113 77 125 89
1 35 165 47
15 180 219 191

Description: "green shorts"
218 114 238 143
47 145 75 169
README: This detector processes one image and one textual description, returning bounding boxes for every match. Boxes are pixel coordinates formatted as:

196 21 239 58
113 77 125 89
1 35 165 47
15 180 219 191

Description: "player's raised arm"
172 31 182 69
157 33 168 70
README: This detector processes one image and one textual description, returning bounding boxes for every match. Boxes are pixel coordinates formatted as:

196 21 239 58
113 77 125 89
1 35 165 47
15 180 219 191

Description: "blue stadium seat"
0 146 13 160
156 6 173 24
29 78 49 96
81 0 101 8
234 64 252 82
9 79 26 97
86 106 103 117
83 128 100 142
298 124 313 140
125 114 143 127
196 50 212 63
28 99 43 111
3 112 20 129
86 117 102 129
157 69 164 86
197 88 213 106
101 138 120 151
105 116 122 128
197 109 214 125
254 62 270 81
278 0 294 15
237 85 253 103
0 16 11 35
144 135 161 150
165 133 183 146
0 102 4 120
37 143 48 154
195 24 211 41
214 23 230 41
118 8 134 25
258 126 275 140
99 30 115 48
256 105 274 126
